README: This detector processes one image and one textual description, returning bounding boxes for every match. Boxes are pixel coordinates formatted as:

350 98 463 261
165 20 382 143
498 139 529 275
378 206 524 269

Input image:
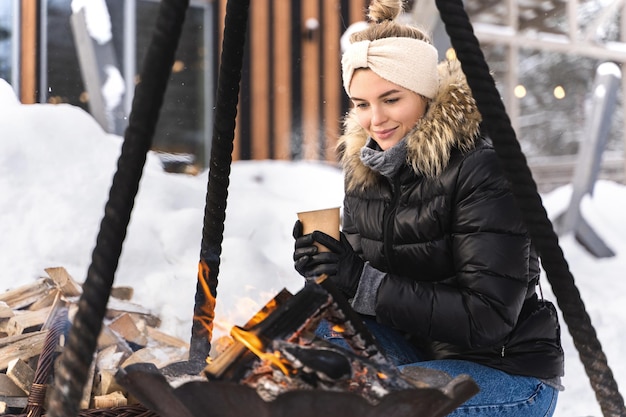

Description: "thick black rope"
189 0 250 362
23 307 69 417
434 1 626 416
46 1 189 416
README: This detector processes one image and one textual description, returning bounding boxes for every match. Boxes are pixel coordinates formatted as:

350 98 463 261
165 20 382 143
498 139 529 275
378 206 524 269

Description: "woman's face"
349 69 428 150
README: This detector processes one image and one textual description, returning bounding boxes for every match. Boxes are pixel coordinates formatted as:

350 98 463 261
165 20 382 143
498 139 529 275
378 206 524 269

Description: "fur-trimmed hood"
337 59 482 193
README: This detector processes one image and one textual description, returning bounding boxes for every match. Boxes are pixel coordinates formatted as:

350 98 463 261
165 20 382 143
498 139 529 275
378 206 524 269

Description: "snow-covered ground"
1 79 625 416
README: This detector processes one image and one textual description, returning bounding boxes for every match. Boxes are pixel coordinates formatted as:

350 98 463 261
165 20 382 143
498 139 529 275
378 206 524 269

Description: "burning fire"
247 297 281 328
230 325 292 376
194 259 216 359
332 324 345 333
202 281 438 407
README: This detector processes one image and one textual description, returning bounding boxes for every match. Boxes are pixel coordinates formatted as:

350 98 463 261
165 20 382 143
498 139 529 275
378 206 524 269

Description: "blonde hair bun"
368 0 404 23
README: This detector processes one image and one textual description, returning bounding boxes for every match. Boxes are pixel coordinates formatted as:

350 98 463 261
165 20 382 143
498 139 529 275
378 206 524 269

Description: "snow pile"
2 78 626 416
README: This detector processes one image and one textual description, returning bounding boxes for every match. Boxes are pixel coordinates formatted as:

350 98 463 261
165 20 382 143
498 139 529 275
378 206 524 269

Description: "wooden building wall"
17 0 368 163
216 0 369 162
20 0 39 104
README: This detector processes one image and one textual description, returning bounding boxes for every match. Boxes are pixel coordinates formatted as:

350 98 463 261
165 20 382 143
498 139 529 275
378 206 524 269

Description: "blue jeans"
316 318 559 417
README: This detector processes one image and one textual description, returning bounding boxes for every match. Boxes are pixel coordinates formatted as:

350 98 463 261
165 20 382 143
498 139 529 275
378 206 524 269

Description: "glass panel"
45 0 88 110
134 1 208 167
44 0 211 169
0 2 14 84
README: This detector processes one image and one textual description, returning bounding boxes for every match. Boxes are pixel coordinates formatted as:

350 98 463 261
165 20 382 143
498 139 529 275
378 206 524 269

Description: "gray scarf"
359 137 408 179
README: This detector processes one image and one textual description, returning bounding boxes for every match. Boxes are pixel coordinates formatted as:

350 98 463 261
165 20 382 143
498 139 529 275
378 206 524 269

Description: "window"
0 1 18 92
43 0 214 168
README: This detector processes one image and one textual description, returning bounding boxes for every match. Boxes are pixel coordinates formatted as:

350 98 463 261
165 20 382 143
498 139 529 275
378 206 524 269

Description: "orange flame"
212 318 235 334
230 326 291 376
246 297 279 328
194 259 217 347
331 324 345 333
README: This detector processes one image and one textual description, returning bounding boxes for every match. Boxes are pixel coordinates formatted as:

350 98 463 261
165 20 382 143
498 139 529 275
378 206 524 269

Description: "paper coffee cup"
297 207 341 252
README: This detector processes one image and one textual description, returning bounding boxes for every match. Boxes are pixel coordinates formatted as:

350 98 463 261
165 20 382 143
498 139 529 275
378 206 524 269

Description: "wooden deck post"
19 0 38 104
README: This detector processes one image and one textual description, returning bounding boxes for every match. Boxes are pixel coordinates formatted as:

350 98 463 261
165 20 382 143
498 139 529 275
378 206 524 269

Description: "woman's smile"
373 127 398 140
349 69 428 150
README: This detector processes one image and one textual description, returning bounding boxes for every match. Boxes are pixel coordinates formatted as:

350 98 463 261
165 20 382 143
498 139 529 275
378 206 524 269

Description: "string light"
553 85 565 99
514 84 527 98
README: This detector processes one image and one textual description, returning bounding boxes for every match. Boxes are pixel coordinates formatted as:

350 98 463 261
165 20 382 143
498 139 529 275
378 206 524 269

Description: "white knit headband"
341 37 439 99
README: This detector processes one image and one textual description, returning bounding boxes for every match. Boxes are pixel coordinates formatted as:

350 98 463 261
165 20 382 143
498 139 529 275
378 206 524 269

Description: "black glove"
293 220 364 299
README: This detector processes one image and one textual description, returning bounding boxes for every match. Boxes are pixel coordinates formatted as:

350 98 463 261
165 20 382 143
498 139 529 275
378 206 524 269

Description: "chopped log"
121 345 190 370
108 313 148 347
4 306 52 336
0 396 27 411
93 346 128 396
92 345 132 396
0 278 54 310
105 298 161 328
0 331 47 371
28 288 60 311
96 345 126 371
0 373 27 396
67 300 154 339
44 266 82 297
0 302 14 337
146 326 189 349
0 302 13 319
97 326 136 364
98 323 124 350
93 369 126 397
92 391 127 409
6 358 34 396
111 286 134 301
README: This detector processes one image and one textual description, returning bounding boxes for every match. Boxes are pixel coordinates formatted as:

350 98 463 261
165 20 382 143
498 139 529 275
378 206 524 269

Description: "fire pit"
115 277 478 417
117 363 477 417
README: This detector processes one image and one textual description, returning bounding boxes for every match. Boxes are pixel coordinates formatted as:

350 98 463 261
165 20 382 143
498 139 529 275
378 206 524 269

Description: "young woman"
293 0 564 416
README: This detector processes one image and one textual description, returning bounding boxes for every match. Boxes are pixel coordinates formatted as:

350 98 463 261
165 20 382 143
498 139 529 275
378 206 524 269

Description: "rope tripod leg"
433 1 626 416
23 307 70 417
189 0 250 363
46 1 190 416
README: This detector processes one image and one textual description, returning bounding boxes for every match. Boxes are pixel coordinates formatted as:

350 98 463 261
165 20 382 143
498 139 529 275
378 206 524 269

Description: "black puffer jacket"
338 60 564 379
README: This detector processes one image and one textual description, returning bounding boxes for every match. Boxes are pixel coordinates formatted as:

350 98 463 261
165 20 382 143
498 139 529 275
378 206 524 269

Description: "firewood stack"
0 267 190 416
